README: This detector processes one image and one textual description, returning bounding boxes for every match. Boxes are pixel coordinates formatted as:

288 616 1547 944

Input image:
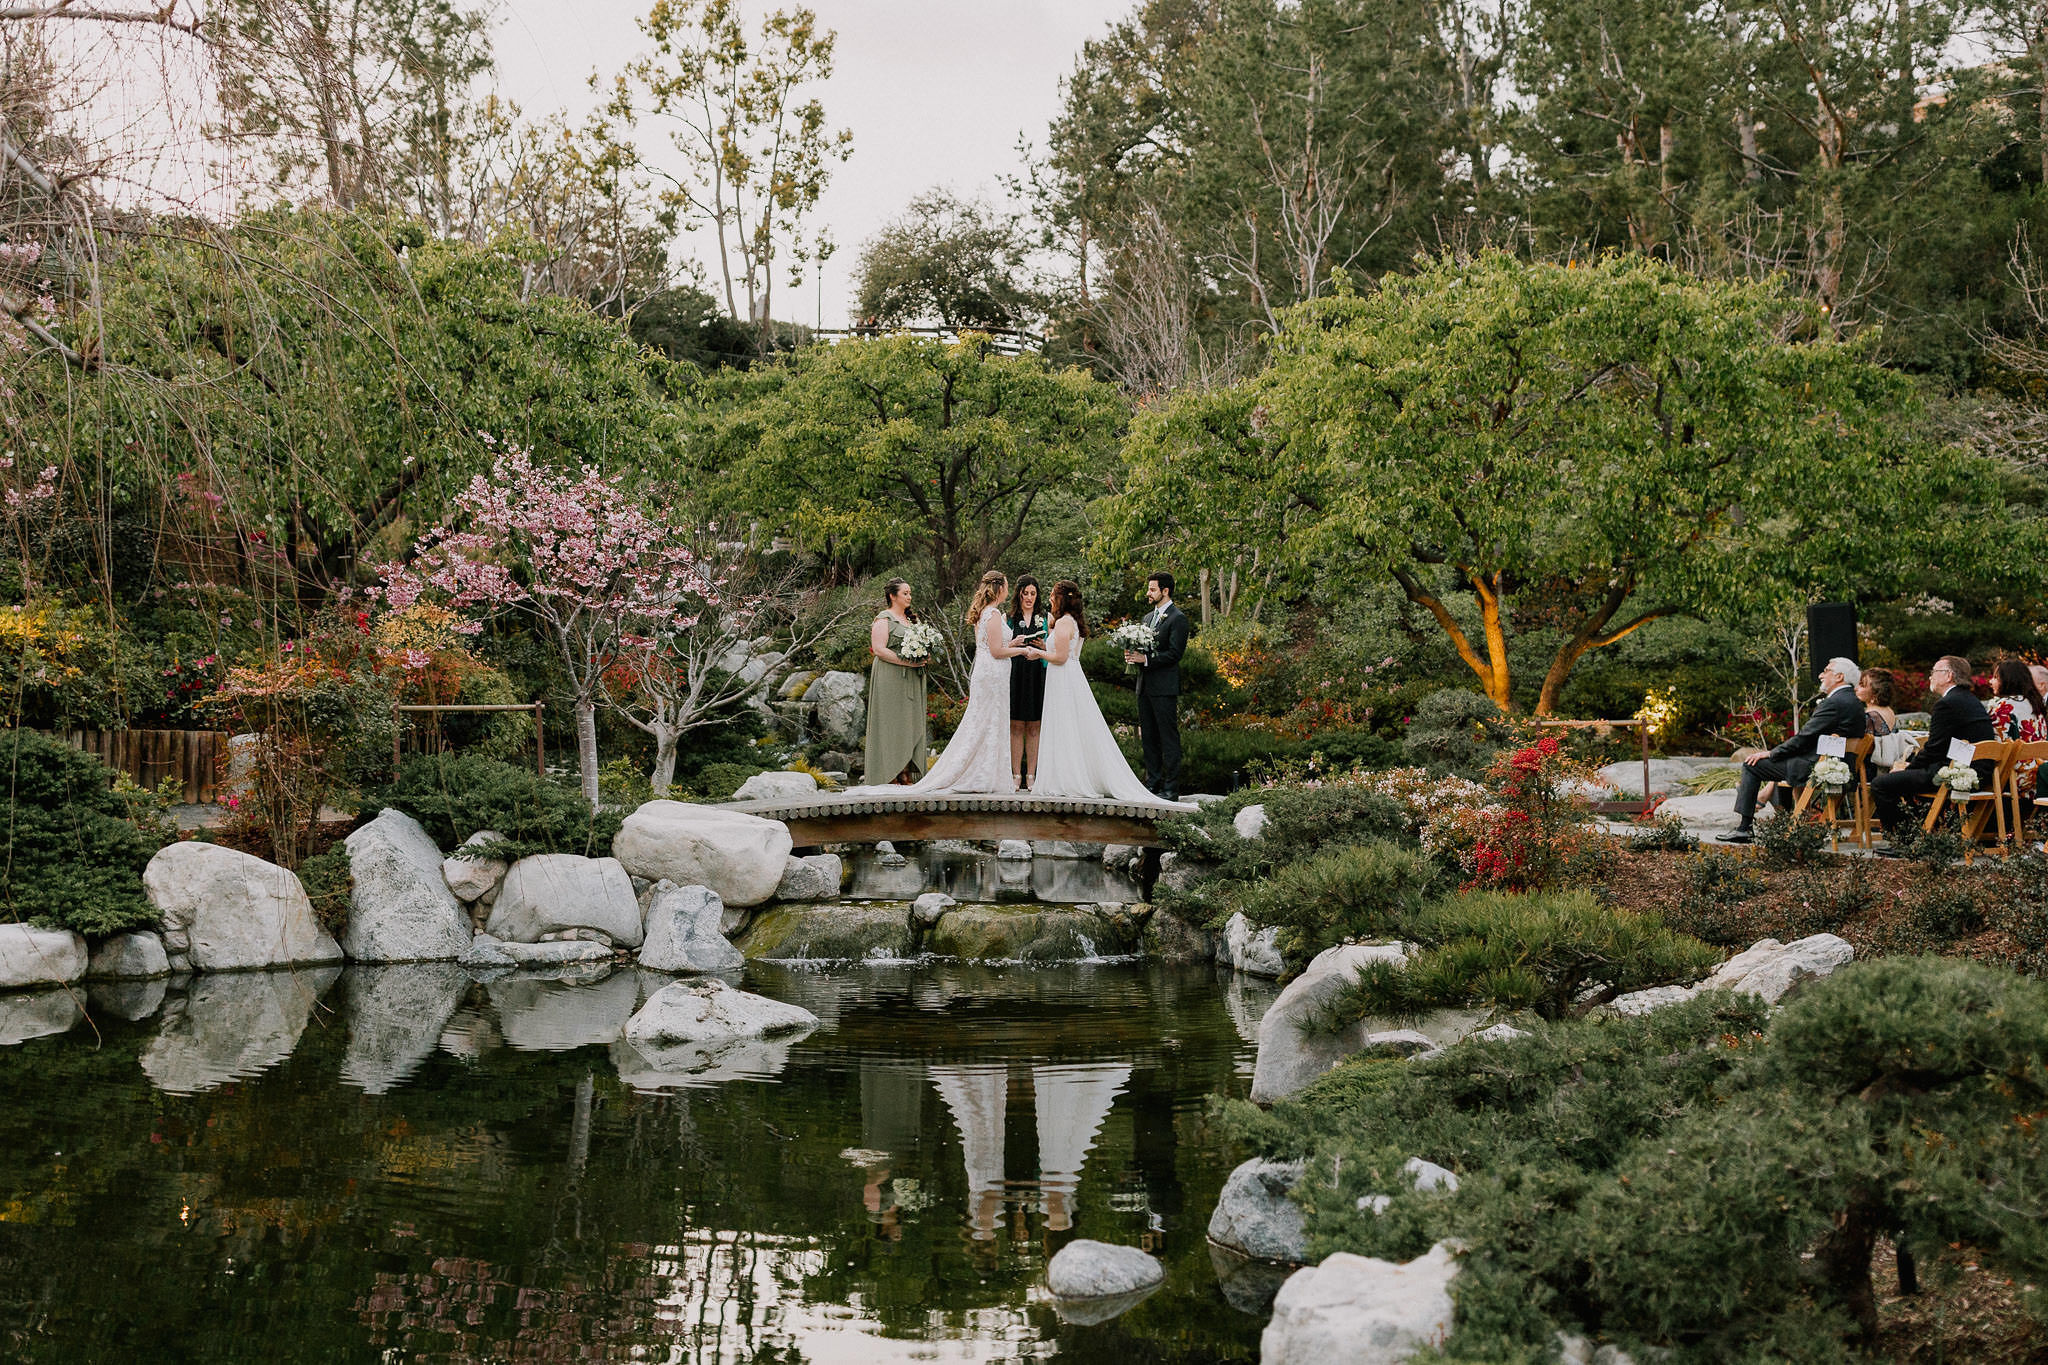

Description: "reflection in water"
0 988 82 1046
846 846 1146 904
0 960 1263 1363
932 1065 1009 1240
340 963 467 1094
1035 1064 1132 1231
138 966 339 1094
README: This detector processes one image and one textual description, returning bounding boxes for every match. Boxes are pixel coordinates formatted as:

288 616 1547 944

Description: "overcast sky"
492 0 1113 329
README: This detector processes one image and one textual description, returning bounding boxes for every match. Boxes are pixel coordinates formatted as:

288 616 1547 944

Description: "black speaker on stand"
1807 603 1858 686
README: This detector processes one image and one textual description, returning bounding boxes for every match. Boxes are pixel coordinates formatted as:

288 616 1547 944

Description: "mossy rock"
737 905 914 961
926 906 1141 962
1140 906 1215 963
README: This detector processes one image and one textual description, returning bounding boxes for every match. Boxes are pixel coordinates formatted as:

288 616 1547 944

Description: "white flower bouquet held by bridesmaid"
895 622 945 662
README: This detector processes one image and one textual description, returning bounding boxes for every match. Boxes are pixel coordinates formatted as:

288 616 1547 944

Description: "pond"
0 960 1281 1363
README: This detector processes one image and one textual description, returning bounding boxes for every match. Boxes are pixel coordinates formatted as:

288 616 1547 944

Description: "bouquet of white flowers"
1934 761 1979 794
1108 621 1156 676
1811 755 1852 794
895 622 944 663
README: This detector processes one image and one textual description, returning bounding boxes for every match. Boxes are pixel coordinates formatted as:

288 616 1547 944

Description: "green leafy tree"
705 335 1125 599
1100 251 2027 713
850 189 1042 330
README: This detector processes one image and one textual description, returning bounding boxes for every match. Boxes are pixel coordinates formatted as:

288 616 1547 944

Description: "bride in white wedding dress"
881 570 1032 796
1026 581 1187 806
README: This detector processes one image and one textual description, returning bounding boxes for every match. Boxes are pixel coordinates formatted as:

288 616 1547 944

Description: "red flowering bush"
1425 735 1610 891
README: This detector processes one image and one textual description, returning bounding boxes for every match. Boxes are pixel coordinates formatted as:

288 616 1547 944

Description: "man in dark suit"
1124 571 1189 800
1872 654 1997 838
1718 657 1867 844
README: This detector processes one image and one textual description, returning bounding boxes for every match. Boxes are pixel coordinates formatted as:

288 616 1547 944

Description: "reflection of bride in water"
926 1062 1131 1239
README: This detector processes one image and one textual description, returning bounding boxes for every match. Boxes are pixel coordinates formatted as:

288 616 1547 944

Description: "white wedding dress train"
1032 621 1185 805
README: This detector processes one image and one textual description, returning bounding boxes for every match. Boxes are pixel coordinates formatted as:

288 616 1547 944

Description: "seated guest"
1718 657 1866 844
1857 669 1898 735
2033 662 2048 698
1871 654 1996 839
1988 659 2045 742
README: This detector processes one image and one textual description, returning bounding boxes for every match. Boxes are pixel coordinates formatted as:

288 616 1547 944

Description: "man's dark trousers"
1732 758 1798 826
1139 691 1181 799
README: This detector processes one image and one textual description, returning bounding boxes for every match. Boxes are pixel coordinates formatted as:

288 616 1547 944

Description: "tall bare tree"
604 0 849 348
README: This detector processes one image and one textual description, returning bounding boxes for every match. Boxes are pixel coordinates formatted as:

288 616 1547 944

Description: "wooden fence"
36 729 227 803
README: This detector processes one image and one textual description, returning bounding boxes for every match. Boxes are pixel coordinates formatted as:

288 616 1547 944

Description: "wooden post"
392 703 403 780
534 702 546 779
1640 720 1652 816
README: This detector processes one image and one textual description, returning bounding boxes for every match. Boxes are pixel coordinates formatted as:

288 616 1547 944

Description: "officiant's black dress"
1008 611 1048 722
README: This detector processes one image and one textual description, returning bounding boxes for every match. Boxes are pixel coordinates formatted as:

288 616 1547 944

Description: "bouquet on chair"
1108 621 1156 676
1934 761 1979 794
1811 755 1851 795
895 622 945 663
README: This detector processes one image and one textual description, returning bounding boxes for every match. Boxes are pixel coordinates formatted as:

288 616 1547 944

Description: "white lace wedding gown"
1032 618 1183 805
889 605 1015 796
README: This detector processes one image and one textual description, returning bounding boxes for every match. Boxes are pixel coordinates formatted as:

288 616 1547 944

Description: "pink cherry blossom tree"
379 439 722 806
604 532 839 793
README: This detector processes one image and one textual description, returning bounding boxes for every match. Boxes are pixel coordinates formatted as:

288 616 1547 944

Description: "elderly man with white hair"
1717 656 1869 844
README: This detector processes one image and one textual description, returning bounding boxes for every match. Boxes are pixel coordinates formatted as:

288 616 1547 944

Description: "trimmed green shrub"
363 753 624 858
1227 957 2048 1361
1241 840 1439 961
0 731 158 937
1401 686 1511 776
685 760 768 801
1329 889 1720 1022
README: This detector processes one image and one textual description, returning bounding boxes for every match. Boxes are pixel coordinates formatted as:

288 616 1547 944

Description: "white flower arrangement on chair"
1934 762 1979 795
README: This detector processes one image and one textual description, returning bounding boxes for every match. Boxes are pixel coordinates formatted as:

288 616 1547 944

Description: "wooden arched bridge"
721 791 1188 849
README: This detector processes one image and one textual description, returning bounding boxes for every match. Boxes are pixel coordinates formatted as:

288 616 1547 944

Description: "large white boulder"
638 882 745 973
1046 1240 1166 1324
142 842 343 971
1653 788 1741 833
612 801 794 908
625 976 819 1046
1702 933 1855 1003
1220 912 1285 978
0 923 87 989
86 930 169 980
774 852 842 902
1262 1244 1461 1365
485 854 644 947
1048 1239 1165 1300
1207 1158 1309 1263
344 809 472 962
1607 933 1854 1017
1595 758 1718 798
806 670 867 748
441 829 508 905
1252 943 1411 1103
732 770 821 803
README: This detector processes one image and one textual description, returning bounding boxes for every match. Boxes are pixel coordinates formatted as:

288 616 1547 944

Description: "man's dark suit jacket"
1907 686 1997 773
1765 686 1867 783
1136 603 1189 697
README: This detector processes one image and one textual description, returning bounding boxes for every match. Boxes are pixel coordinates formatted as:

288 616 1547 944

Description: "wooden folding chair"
2005 740 2048 850
1920 740 2017 861
1789 735 1876 850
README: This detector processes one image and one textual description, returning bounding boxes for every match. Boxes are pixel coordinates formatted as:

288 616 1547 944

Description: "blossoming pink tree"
380 441 724 805
604 532 837 793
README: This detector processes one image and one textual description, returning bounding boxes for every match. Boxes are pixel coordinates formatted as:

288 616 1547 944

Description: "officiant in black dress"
1008 577 1049 790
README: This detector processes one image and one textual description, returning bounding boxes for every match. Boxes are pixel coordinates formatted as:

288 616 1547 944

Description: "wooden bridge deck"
721 791 1189 848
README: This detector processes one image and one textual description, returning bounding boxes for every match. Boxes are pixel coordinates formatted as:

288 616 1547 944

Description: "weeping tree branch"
0 1 201 31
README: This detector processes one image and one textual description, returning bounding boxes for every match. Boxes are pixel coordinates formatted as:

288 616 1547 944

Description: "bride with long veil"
867 571 1033 796
1025 581 1187 806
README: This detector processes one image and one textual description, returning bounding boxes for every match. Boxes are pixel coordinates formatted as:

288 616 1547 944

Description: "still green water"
0 961 1280 1363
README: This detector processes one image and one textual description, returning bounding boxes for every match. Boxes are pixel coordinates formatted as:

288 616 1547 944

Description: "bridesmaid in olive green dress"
865 578 930 785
